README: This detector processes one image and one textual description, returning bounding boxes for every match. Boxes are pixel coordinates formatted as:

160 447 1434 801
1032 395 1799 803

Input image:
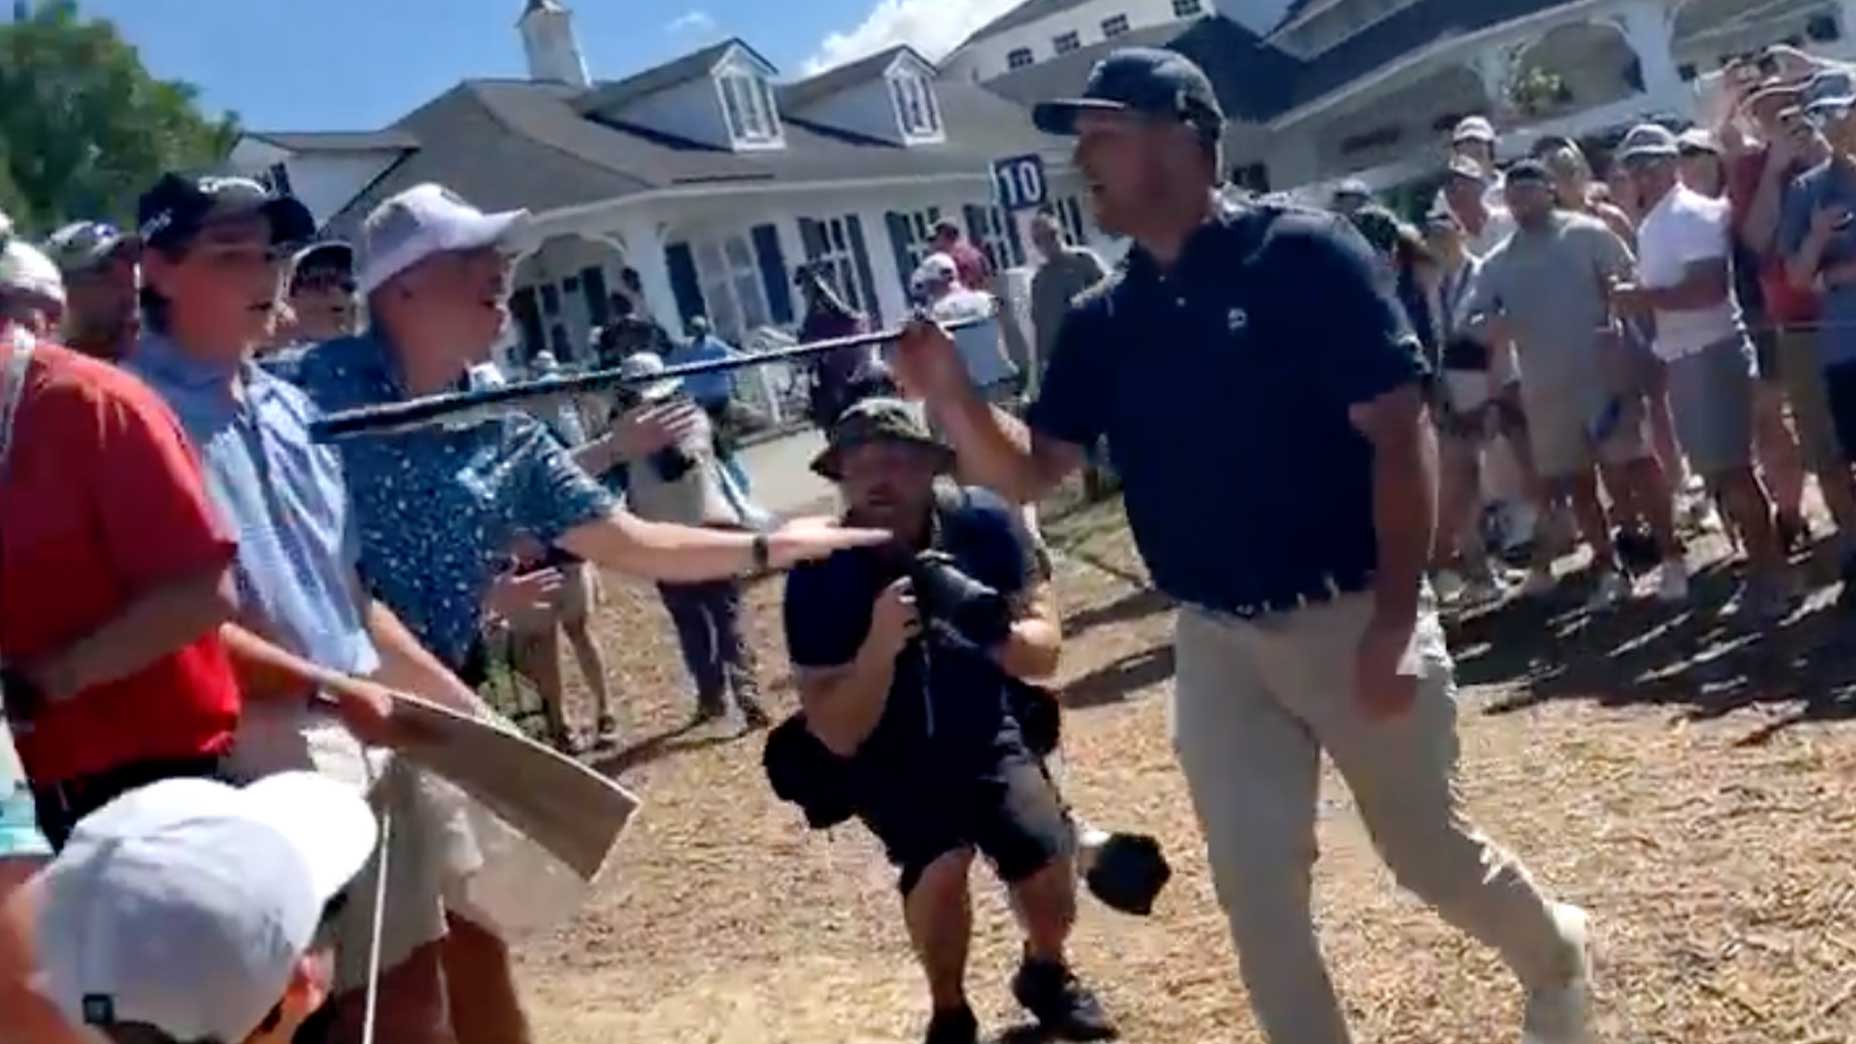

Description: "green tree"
0 0 238 232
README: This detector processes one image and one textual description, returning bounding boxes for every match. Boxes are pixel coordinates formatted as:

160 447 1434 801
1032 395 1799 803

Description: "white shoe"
1584 571 1628 612
1521 568 1556 598
1434 569 1467 604
1654 560 1689 604
1523 904 1594 1044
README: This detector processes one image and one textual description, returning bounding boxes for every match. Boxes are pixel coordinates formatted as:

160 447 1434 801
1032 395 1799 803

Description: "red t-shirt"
1728 148 1823 326
0 340 240 783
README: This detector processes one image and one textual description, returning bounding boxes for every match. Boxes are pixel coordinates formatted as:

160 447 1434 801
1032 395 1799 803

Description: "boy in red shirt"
0 245 243 848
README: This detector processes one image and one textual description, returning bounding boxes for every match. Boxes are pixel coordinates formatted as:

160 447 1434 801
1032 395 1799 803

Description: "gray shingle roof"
246 130 421 152
779 44 931 112
1171 0 1569 123
321 75 1069 235
574 38 778 116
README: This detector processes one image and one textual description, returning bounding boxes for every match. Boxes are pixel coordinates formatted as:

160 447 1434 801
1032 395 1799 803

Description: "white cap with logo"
35 772 377 1042
357 182 530 295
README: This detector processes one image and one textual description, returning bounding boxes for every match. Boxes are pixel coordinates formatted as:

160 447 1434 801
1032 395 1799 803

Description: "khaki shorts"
1773 326 1844 471
1520 381 1650 481
507 561 595 634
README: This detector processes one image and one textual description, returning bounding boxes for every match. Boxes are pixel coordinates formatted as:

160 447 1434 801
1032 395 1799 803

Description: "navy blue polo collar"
1121 200 1248 287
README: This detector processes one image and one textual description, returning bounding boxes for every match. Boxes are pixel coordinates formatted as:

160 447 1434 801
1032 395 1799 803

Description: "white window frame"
1053 31 1081 55
1101 13 1129 37
1171 0 1202 16
715 69 783 148
804 216 870 315
896 206 944 277
1006 47 1034 70
970 204 1024 271
1054 195 1089 247
888 72 943 140
694 232 770 344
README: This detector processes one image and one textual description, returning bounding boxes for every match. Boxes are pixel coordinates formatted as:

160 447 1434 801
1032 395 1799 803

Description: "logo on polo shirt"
1227 307 1248 332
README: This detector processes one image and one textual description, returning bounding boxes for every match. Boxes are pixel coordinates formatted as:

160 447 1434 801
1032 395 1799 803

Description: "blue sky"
65 0 1024 131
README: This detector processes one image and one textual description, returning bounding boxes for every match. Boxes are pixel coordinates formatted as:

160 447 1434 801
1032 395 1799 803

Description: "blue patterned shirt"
129 332 379 677
295 331 616 667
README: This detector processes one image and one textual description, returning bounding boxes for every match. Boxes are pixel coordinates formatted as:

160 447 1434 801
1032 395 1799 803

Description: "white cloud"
802 0 1022 75
665 9 717 34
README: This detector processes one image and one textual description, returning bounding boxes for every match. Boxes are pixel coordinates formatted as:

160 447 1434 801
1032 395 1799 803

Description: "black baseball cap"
137 174 315 253
1504 159 1553 186
1032 47 1224 141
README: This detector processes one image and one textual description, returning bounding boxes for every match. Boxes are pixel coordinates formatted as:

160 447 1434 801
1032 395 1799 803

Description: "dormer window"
888 70 943 141
717 68 782 146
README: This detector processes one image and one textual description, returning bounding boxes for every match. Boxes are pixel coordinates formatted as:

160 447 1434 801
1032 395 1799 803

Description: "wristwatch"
751 533 771 573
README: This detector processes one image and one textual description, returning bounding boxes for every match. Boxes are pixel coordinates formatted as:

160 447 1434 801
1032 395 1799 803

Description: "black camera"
909 551 1012 647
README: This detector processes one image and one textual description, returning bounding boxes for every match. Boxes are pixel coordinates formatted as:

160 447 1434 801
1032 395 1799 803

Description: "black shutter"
1003 207 1025 267
962 204 993 273
884 211 914 297
751 223 793 324
664 242 705 325
845 214 882 326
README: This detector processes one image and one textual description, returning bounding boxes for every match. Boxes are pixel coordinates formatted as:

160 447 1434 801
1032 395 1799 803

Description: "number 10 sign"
991 154 1048 212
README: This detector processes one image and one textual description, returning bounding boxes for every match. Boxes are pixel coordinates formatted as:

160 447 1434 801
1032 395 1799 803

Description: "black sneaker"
923 1004 978 1044
1012 958 1117 1041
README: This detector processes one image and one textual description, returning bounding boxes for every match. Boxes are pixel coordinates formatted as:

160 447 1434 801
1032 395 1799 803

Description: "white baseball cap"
357 183 530 294
36 773 377 1042
909 252 960 293
1452 115 1497 144
0 238 66 309
618 351 683 402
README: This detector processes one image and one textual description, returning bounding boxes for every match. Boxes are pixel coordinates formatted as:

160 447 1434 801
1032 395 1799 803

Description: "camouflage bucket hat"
811 397 956 480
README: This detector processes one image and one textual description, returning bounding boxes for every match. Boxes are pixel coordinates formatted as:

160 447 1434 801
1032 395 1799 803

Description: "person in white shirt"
1613 123 1792 620
909 253 1018 403
1442 155 1517 260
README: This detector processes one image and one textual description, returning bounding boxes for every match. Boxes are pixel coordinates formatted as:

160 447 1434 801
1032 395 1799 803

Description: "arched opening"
1508 20 1640 120
510 233 627 368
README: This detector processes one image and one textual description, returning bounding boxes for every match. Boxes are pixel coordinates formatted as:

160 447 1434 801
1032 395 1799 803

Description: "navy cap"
1032 47 1224 140
1804 70 1856 112
136 174 315 252
1503 159 1553 186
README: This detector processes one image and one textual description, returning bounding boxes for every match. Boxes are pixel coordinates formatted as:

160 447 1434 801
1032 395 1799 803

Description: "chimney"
519 0 591 89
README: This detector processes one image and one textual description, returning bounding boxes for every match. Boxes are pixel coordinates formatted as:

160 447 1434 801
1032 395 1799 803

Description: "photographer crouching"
779 399 1115 1044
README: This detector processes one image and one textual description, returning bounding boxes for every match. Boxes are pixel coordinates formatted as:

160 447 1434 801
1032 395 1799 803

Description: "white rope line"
360 758 392 1044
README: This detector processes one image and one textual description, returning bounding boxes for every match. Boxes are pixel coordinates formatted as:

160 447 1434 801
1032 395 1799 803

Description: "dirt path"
510 500 1856 1044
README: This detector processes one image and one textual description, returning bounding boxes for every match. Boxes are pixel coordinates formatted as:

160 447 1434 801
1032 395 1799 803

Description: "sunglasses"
294 273 356 294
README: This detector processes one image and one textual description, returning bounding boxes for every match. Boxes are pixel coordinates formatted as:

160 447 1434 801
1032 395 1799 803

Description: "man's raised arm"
894 322 1084 504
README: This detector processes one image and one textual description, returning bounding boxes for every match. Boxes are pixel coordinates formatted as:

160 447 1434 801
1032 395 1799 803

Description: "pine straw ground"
507 491 1856 1044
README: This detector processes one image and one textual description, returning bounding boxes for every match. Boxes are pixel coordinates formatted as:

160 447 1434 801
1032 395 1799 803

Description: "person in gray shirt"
1029 212 1107 387
1466 161 1685 608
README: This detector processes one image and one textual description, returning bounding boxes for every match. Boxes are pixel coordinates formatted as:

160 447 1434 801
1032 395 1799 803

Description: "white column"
614 216 684 339
1468 50 1512 118
1617 0 1691 119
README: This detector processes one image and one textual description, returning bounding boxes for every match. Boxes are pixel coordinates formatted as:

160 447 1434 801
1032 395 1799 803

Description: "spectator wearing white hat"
1614 123 1792 620
910 252 1017 405
29 772 376 1044
43 221 139 361
0 235 65 338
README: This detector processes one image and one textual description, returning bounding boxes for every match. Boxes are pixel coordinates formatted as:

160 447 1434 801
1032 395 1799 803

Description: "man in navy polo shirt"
895 48 1592 1044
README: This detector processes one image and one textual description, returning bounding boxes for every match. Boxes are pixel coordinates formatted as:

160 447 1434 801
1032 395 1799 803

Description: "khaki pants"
1170 595 1577 1044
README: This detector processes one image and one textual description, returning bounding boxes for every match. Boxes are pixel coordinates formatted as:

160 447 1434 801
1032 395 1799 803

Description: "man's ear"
140 247 181 299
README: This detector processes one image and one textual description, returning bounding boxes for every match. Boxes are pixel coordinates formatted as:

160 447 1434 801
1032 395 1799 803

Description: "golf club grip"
308 314 989 441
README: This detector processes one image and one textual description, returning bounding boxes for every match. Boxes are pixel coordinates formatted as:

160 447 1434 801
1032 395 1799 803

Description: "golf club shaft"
308 314 987 441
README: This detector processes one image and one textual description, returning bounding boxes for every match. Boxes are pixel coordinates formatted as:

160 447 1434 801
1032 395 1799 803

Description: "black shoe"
692 698 727 724
1012 958 1117 1041
924 1004 978 1044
